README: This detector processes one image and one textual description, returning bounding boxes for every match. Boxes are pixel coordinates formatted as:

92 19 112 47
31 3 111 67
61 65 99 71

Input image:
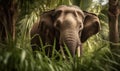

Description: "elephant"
30 5 100 57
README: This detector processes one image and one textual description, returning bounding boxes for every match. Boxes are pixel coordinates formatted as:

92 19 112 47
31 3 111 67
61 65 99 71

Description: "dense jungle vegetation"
0 0 120 71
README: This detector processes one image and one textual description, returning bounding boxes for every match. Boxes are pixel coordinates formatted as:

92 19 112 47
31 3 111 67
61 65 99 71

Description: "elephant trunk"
60 30 81 57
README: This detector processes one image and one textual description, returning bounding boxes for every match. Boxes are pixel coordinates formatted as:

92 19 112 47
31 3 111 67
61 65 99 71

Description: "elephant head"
31 5 100 57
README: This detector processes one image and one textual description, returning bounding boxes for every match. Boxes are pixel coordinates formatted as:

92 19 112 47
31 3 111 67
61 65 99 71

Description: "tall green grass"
0 36 120 71
0 38 72 71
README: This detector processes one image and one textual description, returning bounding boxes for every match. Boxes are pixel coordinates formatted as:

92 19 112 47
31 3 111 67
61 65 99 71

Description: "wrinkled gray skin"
31 5 100 57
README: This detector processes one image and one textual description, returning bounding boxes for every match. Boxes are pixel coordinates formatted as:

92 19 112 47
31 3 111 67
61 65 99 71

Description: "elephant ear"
31 10 55 36
38 10 56 44
31 10 55 50
39 10 55 29
81 11 100 43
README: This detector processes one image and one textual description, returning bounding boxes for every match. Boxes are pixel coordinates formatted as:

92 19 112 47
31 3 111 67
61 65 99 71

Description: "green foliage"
0 38 72 71
80 0 93 10
0 40 120 71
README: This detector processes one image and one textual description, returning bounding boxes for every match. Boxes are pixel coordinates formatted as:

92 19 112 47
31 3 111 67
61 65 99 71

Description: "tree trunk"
108 0 120 48
118 0 120 43
118 15 120 43
0 0 18 42
108 1 120 70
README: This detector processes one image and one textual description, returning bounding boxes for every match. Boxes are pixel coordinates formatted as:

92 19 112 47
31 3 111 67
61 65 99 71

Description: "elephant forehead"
56 5 83 13
55 5 84 19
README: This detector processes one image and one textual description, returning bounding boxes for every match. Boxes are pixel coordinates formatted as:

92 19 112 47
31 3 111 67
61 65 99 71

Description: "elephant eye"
79 25 81 28
79 23 83 30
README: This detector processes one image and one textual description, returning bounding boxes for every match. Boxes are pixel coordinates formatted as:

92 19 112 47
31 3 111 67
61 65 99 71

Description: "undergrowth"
0 37 120 71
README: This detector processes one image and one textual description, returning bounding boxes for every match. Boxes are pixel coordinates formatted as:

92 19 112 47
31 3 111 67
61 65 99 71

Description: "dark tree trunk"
108 1 120 70
0 0 18 42
108 0 120 48
118 0 120 43
118 15 120 43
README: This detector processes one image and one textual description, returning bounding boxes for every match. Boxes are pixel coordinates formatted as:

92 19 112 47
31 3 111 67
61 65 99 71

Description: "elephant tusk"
77 44 82 57
77 47 80 57
60 45 66 59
